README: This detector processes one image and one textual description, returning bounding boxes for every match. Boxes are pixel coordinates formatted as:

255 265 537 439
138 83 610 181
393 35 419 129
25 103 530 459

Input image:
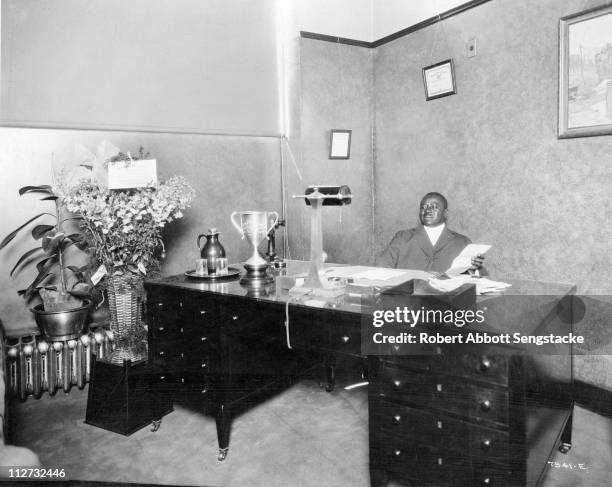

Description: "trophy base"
240 263 273 286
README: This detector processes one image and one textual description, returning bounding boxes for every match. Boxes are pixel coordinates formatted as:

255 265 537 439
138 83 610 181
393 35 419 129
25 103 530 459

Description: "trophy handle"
230 212 244 239
267 211 279 236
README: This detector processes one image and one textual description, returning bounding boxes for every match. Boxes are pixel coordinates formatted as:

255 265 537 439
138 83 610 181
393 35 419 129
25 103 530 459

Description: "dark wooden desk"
144 261 574 486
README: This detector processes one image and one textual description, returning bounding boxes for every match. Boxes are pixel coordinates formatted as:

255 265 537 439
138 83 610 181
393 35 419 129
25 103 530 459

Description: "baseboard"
574 380 612 418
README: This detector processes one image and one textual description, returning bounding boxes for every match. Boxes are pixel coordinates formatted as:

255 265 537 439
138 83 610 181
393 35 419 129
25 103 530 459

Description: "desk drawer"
391 353 509 386
181 300 217 335
379 364 509 426
288 308 361 355
154 371 182 394
375 401 509 462
328 321 361 356
376 440 510 487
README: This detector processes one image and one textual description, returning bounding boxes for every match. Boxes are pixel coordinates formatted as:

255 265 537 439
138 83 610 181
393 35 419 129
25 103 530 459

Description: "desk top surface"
145 260 575 316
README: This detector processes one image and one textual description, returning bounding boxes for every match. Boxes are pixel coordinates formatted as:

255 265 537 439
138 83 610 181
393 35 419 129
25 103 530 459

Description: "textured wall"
0 128 280 334
373 0 612 387
374 0 612 295
284 38 374 265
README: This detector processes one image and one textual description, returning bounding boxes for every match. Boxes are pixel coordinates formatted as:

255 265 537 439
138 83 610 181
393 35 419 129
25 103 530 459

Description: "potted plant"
0 184 95 340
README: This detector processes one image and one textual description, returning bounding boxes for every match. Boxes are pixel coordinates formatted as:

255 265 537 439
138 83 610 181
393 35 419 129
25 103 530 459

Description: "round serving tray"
185 267 241 281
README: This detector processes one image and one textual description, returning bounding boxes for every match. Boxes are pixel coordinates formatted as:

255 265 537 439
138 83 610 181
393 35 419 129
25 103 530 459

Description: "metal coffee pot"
198 228 226 275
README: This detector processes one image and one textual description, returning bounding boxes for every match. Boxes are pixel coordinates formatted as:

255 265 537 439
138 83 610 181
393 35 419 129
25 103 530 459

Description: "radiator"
4 324 115 401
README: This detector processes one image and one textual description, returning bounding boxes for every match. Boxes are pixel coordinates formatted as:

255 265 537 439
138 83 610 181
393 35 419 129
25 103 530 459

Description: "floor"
6 375 612 487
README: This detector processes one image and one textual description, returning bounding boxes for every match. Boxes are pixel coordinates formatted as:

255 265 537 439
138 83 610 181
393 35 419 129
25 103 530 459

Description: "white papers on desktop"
428 275 512 295
350 268 408 281
324 266 433 284
445 244 492 276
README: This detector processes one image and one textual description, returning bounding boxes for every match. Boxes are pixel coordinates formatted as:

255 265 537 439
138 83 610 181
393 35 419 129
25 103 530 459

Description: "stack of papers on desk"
323 266 433 287
428 275 512 295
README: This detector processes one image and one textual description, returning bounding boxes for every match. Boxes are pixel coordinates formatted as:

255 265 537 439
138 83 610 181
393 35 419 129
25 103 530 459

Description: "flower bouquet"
60 148 195 361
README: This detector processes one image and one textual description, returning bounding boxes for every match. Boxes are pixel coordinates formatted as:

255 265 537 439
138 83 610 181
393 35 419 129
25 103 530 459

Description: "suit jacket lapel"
434 226 455 253
414 225 434 256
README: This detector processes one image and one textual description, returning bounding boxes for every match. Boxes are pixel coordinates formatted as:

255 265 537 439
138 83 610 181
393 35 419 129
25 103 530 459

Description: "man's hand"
469 254 485 271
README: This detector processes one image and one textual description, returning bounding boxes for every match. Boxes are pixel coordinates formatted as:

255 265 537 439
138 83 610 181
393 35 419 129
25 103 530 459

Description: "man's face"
419 195 447 227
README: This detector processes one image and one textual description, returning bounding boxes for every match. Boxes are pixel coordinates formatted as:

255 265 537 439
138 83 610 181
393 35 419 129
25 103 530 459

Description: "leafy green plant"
0 184 93 310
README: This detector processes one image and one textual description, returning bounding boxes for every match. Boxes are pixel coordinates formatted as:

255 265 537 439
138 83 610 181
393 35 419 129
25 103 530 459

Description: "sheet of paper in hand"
445 244 491 276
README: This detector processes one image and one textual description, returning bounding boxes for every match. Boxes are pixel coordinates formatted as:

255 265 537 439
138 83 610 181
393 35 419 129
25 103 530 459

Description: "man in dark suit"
376 192 484 273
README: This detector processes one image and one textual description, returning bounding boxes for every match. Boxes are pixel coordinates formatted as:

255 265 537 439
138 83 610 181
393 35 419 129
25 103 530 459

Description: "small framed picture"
422 59 457 101
329 129 352 159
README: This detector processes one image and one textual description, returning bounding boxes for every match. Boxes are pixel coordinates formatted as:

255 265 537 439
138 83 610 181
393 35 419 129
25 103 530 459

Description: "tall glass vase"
105 274 147 364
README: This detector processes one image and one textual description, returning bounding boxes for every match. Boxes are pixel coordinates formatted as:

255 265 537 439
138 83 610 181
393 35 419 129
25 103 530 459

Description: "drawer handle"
437 421 443 429
480 399 491 412
181 377 185 383
201 336 207 342
158 326 165 331
159 351 165 356
201 362 208 368
393 415 401 423
394 450 401 457
201 388 208 394
437 457 443 466
436 383 443 392
160 375 166 380
200 310 207 315
480 356 491 371
483 478 491 485
481 439 491 449
232 315 239 321
181 352 184 358
341 335 350 343
157 302 164 307
393 380 401 388
179 301 183 307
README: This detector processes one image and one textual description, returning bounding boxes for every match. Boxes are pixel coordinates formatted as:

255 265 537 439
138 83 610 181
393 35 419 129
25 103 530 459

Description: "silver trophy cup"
230 211 279 285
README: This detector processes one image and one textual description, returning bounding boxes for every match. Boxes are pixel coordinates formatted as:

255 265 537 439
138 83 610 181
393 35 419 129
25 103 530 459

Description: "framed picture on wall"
559 4 612 138
329 130 352 159
422 59 457 101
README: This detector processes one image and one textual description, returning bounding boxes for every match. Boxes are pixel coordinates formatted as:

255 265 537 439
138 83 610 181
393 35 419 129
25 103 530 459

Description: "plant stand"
85 357 172 435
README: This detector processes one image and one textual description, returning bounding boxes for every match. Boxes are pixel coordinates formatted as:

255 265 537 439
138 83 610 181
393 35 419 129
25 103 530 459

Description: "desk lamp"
291 185 352 297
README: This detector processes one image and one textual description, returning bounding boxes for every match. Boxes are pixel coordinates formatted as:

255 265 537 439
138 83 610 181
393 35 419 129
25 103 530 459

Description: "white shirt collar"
423 222 445 246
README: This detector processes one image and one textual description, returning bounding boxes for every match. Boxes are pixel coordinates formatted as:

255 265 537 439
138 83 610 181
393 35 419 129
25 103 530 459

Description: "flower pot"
106 276 147 364
31 300 91 341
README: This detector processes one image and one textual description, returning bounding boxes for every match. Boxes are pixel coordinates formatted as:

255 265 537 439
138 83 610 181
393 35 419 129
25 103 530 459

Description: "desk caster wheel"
559 442 571 454
217 448 229 461
151 419 162 433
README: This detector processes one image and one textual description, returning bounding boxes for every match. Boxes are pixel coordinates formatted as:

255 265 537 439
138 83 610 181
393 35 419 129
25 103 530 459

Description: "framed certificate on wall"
422 59 457 101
